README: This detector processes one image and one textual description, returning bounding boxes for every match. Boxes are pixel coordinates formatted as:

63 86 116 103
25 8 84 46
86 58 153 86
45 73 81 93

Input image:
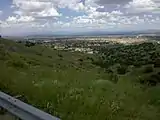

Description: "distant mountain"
20 29 160 37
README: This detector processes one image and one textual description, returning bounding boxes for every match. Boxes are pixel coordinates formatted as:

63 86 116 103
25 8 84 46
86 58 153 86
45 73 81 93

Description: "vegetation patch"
0 38 160 120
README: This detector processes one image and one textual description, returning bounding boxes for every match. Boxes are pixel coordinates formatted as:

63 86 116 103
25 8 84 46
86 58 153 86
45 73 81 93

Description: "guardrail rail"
0 91 60 120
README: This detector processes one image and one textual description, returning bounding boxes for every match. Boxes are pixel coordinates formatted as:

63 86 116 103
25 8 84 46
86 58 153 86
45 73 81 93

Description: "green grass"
0 38 160 120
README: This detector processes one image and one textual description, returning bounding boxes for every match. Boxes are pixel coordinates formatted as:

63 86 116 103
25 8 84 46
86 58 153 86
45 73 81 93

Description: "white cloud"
18 16 35 22
12 0 52 12
125 0 160 13
36 8 61 17
1 0 160 35
12 0 60 17
6 16 17 23
6 16 35 23
0 10 3 15
12 0 86 15
96 0 132 5
72 2 85 11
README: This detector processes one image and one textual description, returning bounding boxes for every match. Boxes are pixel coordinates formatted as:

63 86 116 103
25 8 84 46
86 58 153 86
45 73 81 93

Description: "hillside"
0 38 160 120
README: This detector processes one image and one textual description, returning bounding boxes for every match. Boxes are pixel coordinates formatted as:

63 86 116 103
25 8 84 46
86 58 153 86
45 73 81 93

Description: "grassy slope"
0 38 160 120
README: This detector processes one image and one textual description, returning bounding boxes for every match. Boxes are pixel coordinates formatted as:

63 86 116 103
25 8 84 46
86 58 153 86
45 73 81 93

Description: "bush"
96 43 160 69
147 73 160 86
143 65 154 73
36 52 42 56
78 58 83 62
140 73 160 86
109 73 118 83
127 65 135 72
0 45 9 60
86 57 94 62
154 58 160 67
58 54 63 58
48 55 52 58
117 65 127 75
25 41 35 47
7 60 28 69
17 41 22 43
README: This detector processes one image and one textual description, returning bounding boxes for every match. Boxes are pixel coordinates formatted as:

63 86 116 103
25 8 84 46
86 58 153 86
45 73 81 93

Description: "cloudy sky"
0 0 160 35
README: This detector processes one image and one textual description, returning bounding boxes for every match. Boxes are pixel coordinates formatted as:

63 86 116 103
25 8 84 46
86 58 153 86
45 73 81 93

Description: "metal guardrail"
0 91 60 120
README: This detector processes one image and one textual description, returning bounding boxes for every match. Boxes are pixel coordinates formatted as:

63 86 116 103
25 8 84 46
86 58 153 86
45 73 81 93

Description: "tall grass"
0 38 160 120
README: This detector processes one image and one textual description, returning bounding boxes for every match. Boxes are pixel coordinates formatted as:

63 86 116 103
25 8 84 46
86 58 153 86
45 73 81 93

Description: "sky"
0 0 160 36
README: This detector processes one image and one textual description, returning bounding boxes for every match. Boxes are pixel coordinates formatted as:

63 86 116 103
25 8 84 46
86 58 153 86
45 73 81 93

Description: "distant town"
9 35 159 55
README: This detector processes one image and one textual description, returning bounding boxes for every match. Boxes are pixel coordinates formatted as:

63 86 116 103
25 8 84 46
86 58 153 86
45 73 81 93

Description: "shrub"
147 73 160 86
140 73 160 86
48 55 52 58
7 60 28 69
25 41 35 47
0 45 8 60
17 41 22 43
58 54 63 58
143 65 154 73
154 58 160 67
117 65 127 75
127 65 135 72
78 58 83 62
109 73 118 83
36 52 42 56
86 57 94 62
